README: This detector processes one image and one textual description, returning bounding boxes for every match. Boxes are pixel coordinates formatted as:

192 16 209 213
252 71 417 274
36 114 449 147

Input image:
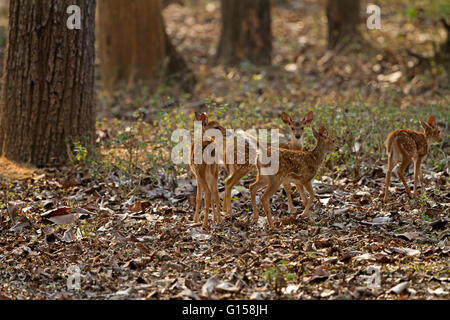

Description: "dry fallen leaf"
388 282 409 295
393 247 420 257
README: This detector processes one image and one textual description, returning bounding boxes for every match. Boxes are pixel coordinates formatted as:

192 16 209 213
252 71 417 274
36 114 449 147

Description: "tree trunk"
97 0 190 90
216 0 272 66
0 0 96 167
326 0 361 50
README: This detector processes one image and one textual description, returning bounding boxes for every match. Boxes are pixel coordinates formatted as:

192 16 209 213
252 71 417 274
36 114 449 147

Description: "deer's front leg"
295 183 308 206
414 156 424 196
249 175 268 223
384 153 396 203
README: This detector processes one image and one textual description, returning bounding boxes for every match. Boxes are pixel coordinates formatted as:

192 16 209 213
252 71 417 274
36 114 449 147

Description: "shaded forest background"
0 0 447 170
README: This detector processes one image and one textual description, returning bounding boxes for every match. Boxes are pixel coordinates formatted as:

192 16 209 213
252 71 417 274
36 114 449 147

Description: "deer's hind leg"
413 156 424 197
193 174 204 223
202 184 212 228
224 166 250 215
212 184 222 224
207 166 222 224
250 173 271 222
212 190 221 224
194 171 212 227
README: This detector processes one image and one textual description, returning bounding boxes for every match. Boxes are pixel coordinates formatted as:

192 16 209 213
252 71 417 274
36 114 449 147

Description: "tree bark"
326 0 361 50
0 0 96 166
97 0 190 90
216 0 272 66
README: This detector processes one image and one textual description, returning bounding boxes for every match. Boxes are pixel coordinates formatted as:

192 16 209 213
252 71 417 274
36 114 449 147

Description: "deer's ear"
281 112 292 125
195 112 208 125
420 119 429 131
319 127 328 137
428 115 436 127
303 111 314 125
312 127 320 139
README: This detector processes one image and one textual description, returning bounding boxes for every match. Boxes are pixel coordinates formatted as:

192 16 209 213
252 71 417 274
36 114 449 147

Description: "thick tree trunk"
0 0 96 166
216 0 272 66
97 0 189 90
326 0 361 50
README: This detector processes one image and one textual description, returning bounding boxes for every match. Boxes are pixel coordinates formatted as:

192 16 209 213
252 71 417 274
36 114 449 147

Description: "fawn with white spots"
279 111 314 213
189 112 226 228
223 111 314 216
250 127 336 228
384 115 441 203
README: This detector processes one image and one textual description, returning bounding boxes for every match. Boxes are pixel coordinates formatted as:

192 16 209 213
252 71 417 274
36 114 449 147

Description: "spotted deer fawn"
189 112 226 228
279 111 313 213
384 115 441 203
222 130 259 215
223 111 314 216
187 114 255 218
250 127 336 228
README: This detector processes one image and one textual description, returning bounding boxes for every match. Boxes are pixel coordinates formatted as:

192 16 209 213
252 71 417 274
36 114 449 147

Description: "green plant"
73 141 88 163
77 220 96 239
405 6 418 19
419 193 429 206
261 260 295 295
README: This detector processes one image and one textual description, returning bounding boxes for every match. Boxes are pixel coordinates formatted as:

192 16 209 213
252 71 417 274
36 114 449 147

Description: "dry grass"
0 157 36 182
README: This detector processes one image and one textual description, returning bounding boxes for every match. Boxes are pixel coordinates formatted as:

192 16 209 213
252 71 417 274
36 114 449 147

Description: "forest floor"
0 0 449 300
